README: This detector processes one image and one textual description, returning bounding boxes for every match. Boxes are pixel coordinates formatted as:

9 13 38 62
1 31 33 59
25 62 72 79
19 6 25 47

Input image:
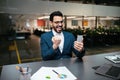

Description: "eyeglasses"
53 20 64 24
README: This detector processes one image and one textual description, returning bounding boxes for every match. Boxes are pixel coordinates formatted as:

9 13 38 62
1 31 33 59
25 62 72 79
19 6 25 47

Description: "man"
40 11 85 60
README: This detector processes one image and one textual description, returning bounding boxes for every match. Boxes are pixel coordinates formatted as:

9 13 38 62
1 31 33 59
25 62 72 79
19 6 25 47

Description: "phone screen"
77 35 83 42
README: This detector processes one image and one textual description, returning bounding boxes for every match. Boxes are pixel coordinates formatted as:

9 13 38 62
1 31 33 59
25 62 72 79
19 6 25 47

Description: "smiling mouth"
56 26 62 28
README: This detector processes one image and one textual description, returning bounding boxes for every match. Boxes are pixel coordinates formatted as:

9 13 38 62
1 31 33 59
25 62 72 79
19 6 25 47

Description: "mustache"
56 26 62 28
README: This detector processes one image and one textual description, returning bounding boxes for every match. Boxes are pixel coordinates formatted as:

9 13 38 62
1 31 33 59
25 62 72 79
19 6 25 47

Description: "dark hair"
49 11 63 21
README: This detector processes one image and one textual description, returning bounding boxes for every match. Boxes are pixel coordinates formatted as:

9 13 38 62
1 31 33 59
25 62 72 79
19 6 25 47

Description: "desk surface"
0 51 120 80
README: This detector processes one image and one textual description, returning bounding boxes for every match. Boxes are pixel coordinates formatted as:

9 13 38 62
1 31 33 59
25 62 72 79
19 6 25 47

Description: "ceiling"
94 0 120 6
49 0 120 6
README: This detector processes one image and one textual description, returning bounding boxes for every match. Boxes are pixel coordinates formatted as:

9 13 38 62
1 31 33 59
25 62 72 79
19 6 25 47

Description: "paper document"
31 66 77 80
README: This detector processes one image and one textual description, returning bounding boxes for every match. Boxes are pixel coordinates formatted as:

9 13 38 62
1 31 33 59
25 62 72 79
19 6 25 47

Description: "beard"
53 25 63 33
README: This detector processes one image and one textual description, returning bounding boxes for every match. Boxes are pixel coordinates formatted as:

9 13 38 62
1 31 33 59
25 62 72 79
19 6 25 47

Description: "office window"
72 20 78 26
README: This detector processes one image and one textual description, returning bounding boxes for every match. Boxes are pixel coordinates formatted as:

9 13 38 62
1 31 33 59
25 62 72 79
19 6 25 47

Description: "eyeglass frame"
52 20 64 24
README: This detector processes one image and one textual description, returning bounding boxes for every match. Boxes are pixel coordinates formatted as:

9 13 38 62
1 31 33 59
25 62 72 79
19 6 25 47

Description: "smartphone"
77 35 83 42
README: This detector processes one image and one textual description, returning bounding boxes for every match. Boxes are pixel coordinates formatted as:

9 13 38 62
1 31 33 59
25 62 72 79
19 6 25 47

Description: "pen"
16 66 20 70
52 70 59 75
52 70 67 79
16 66 24 72
20 66 24 72
27 66 29 72
52 70 61 78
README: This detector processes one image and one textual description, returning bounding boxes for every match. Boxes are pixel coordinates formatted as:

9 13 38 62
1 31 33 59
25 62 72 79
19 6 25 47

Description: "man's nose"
58 22 62 26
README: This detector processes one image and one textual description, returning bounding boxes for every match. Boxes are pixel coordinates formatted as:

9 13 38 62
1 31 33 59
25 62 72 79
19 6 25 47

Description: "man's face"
51 16 64 33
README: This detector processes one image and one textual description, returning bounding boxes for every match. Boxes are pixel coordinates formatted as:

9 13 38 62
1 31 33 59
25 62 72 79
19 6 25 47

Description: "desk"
0 51 120 80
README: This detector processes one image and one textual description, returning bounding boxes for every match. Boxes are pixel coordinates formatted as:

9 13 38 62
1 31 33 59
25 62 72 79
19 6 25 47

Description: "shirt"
52 29 64 53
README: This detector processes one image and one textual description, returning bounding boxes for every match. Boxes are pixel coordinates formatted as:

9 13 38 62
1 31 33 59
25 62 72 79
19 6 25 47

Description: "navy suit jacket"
40 31 85 60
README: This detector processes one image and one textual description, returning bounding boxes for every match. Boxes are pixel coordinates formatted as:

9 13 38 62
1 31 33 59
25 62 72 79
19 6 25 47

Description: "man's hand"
52 36 61 49
74 41 84 52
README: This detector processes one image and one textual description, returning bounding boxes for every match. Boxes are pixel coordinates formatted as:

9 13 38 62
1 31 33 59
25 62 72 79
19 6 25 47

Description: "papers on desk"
31 66 77 80
105 55 120 63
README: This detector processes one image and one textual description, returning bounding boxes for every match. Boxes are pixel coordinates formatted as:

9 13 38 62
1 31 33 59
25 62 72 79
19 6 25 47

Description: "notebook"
105 55 120 63
95 63 120 80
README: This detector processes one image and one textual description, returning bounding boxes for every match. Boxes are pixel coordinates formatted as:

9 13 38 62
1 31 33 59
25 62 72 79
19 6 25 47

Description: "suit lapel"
47 31 53 47
48 31 61 53
62 32 67 53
